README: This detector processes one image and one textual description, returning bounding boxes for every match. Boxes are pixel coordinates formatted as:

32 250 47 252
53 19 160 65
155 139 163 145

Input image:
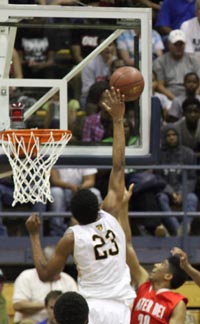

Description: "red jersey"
131 281 188 324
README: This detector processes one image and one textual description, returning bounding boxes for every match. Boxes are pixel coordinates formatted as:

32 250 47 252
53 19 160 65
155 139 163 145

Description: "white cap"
168 29 186 44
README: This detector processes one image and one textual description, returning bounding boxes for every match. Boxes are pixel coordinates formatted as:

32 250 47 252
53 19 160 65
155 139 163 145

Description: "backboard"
0 4 157 166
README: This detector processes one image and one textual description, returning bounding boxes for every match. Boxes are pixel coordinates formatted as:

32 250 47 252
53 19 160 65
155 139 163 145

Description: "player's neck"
152 281 170 291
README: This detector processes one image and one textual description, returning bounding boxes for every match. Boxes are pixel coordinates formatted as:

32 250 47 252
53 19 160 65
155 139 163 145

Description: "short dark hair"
54 291 89 324
86 80 109 106
184 72 199 83
182 97 200 112
168 256 188 289
71 189 99 225
44 290 62 307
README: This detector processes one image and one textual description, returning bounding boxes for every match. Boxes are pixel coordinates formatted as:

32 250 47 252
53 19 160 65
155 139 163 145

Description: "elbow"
37 271 52 282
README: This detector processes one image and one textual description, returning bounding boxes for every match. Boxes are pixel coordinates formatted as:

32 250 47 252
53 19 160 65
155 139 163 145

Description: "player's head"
71 189 99 225
54 291 89 324
149 256 187 289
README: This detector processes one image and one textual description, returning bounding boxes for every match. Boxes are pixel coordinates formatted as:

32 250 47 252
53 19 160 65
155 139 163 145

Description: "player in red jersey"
119 185 188 324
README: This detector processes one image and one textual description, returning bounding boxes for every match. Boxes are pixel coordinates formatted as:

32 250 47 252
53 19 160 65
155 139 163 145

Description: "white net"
0 130 72 206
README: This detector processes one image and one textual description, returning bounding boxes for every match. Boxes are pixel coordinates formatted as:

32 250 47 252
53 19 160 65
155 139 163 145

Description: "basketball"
110 66 145 101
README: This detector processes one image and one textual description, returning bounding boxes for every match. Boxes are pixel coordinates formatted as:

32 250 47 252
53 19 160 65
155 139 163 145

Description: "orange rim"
0 129 72 144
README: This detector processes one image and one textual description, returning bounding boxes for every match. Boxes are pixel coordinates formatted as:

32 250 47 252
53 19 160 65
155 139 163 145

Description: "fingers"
128 183 134 196
171 247 187 260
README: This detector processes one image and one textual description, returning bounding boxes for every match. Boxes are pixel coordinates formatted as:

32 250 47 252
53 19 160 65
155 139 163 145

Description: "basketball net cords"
1 131 72 206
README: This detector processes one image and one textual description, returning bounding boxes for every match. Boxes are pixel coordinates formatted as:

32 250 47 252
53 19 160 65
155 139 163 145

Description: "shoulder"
60 272 77 285
15 268 35 280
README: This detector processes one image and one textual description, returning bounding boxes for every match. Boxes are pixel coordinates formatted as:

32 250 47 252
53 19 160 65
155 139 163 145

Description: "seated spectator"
153 29 200 100
82 81 113 142
49 168 102 235
116 28 164 66
13 245 77 323
80 39 116 108
0 269 9 324
110 58 125 74
54 292 89 324
152 70 171 123
168 72 200 122
37 290 62 324
180 0 200 65
43 86 80 130
70 21 111 65
0 168 47 236
156 124 198 235
174 98 200 160
85 80 110 116
126 169 168 236
15 18 55 79
155 0 195 38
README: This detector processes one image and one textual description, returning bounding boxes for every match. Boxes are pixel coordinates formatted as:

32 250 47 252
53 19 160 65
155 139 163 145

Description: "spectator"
54 292 89 324
155 0 195 37
0 269 9 324
15 18 55 79
49 168 102 236
110 58 124 74
80 40 116 107
82 81 113 142
37 290 62 324
119 186 188 324
12 245 77 323
156 124 198 235
0 169 47 236
116 29 164 66
84 80 110 116
168 72 200 122
25 88 136 324
180 0 200 65
153 29 200 100
152 70 171 123
174 97 200 160
70 22 111 65
125 169 167 236
43 86 80 130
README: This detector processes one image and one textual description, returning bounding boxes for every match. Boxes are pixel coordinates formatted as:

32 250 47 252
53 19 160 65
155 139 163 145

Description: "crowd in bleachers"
2 0 200 239
2 2 200 324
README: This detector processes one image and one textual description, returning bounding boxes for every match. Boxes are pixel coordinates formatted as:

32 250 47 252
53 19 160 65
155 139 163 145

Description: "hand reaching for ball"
102 87 125 121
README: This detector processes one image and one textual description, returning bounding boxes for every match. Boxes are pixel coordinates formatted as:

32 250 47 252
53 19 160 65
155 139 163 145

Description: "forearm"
157 84 175 100
29 234 49 281
80 180 95 189
182 263 200 286
112 118 125 172
13 300 44 314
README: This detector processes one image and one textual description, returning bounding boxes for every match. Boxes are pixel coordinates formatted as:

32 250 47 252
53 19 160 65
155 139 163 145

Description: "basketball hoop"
0 129 72 206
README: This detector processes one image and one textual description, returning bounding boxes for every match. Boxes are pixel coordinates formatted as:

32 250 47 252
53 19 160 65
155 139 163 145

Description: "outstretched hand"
171 247 189 270
25 213 41 236
102 87 125 120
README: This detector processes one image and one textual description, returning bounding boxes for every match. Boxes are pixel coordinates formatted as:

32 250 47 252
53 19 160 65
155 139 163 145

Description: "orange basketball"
110 66 145 101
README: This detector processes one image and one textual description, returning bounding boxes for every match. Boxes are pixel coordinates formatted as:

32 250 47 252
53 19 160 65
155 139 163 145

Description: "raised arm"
171 247 200 286
101 87 126 218
25 213 74 281
119 184 149 287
